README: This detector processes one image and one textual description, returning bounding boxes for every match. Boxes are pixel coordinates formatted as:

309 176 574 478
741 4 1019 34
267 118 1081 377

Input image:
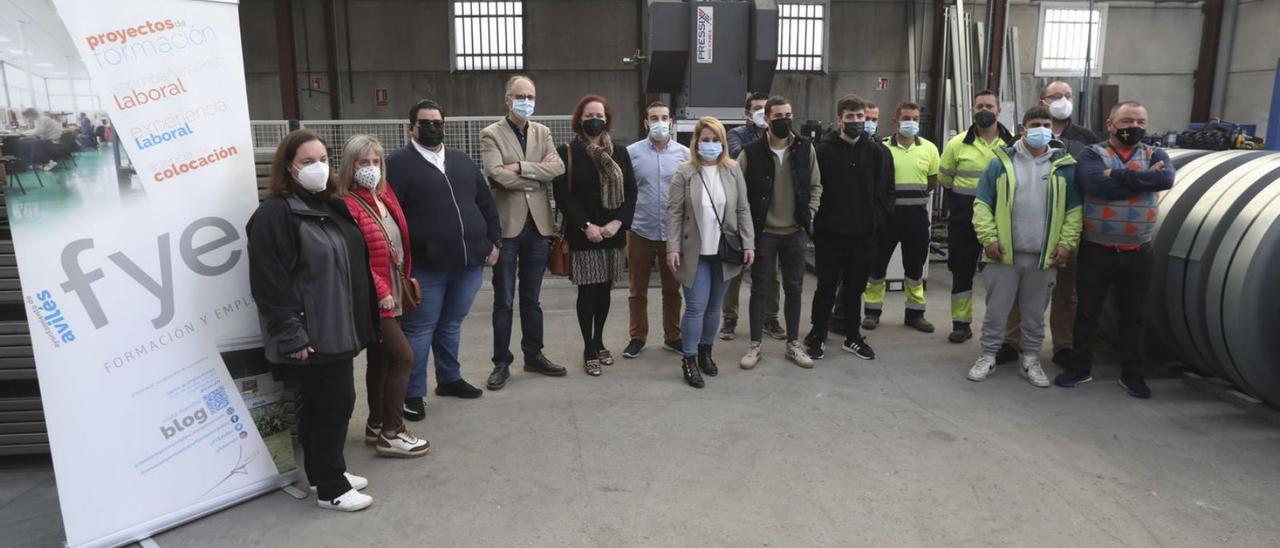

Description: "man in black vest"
735 96 823 370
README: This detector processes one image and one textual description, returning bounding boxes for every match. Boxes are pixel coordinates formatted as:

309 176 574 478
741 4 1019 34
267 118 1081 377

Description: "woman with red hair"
552 95 638 376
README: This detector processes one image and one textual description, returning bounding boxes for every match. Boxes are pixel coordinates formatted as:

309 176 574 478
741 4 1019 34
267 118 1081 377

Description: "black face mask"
842 121 865 139
974 110 997 129
1113 126 1145 147
417 121 444 148
582 118 606 137
769 118 792 139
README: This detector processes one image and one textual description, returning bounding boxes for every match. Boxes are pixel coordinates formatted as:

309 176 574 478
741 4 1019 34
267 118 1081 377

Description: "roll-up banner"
10 1 294 546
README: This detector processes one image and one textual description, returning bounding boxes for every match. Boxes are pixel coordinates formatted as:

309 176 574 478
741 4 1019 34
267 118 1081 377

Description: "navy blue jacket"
387 145 501 270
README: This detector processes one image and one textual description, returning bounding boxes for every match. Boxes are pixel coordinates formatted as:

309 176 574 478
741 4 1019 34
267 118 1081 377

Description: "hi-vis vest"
939 125 1015 196
883 135 940 207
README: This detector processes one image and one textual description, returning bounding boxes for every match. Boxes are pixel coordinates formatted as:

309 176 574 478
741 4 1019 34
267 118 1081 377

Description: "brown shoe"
597 349 615 366
584 358 603 376
375 428 430 458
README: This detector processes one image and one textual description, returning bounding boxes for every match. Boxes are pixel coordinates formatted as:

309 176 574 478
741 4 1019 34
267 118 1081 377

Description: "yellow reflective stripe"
895 182 929 188
953 169 984 178
895 198 931 206
949 186 978 196
863 279 886 305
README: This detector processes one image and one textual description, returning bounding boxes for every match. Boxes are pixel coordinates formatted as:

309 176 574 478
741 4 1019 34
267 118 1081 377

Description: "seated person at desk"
20 108 61 171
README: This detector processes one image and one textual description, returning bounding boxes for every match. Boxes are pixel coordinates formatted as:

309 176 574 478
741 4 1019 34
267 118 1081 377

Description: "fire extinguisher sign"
696 6 713 64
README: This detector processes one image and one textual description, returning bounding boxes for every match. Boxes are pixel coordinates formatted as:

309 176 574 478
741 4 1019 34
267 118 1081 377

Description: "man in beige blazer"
479 75 566 391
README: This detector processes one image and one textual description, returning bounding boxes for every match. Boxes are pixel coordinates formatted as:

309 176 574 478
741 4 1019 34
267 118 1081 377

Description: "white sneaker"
310 472 368 494
317 488 373 512
1021 356 1051 388
786 341 814 369
968 355 997 381
376 429 430 458
740 341 763 369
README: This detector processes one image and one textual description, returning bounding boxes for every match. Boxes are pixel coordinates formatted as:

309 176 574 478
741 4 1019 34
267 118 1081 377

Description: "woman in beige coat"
665 117 756 388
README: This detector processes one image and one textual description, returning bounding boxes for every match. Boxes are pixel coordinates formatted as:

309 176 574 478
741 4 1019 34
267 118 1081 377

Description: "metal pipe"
344 0 354 105
1080 0 1095 127
274 0 300 120
1209 0 1239 119
323 0 342 118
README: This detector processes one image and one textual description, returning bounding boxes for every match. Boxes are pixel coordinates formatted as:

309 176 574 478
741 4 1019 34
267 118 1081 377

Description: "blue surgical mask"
698 141 723 162
1025 126 1053 149
899 121 920 137
864 120 878 135
511 98 535 119
648 121 670 142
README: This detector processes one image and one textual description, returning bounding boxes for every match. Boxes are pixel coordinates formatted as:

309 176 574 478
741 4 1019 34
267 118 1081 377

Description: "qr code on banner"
203 387 230 413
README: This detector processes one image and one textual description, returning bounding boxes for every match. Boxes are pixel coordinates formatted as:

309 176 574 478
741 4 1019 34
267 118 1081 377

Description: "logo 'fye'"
159 408 208 440
60 216 242 330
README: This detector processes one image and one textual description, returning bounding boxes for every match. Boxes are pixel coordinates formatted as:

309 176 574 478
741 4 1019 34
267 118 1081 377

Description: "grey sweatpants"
980 254 1057 357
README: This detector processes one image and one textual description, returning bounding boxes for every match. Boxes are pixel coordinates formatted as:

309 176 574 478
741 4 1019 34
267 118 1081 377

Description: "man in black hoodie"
805 95 895 361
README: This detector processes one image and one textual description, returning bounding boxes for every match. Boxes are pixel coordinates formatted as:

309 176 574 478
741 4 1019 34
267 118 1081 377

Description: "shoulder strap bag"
351 193 422 313
696 168 744 265
548 146 574 277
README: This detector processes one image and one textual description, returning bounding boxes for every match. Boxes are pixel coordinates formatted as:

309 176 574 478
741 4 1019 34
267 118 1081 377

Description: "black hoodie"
812 129 896 242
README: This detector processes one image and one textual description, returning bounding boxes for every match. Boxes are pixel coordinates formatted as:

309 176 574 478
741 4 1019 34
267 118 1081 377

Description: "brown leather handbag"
351 193 422 313
548 146 573 277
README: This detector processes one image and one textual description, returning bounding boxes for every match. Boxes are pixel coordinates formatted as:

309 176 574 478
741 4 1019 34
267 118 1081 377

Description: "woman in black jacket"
552 94 638 376
247 129 378 512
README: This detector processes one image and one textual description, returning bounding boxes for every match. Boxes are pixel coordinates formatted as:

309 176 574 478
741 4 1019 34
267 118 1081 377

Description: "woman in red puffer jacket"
336 134 429 459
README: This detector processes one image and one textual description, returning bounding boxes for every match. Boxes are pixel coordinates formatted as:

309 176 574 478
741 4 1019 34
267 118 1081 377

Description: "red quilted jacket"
343 186 412 318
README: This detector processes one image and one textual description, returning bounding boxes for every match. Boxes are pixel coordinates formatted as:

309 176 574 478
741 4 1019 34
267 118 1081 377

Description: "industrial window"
451 1 524 71
776 2 826 73
1034 2 1107 77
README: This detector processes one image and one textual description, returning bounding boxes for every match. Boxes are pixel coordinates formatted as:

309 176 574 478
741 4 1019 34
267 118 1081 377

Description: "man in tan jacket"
479 75 566 391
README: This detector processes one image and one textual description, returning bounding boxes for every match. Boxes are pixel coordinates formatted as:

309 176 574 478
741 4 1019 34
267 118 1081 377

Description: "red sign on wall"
374 88 389 107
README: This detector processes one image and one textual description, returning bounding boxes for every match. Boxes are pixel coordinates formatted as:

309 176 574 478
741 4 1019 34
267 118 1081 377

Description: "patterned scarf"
582 133 624 210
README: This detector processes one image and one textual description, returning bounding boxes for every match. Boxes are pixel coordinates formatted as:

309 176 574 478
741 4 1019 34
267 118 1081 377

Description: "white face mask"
751 108 767 128
295 162 329 193
354 165 381 189
1048 98 1073 121
648 121 670 142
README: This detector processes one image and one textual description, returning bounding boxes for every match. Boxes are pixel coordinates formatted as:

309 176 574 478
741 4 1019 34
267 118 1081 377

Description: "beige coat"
479 119 565 238
666 161 755 288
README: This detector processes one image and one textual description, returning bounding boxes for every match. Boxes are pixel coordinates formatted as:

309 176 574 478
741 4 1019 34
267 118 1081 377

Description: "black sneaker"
663 339 684 353
1120 372 1152 399
764 320 787 340
995 343 1020 365
803 332 825 360
842 337 875 360
403 397 425 422
719 319 737 341
435 378 483 399
622 339 645 359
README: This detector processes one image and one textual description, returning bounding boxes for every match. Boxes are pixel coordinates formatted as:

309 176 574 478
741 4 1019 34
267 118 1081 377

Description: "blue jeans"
403 265 483 398
681 256 730 357
492 221 549 365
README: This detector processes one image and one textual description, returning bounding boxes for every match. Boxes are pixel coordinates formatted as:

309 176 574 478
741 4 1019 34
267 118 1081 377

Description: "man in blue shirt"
622 102 690 358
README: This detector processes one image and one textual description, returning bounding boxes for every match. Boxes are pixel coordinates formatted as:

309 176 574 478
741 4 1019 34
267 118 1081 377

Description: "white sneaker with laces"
317 488 373 512
310 472 368 494
1021 356 1051 388
968 355 997 381
740 341 763 369
786 341 814 369
376 430 430 458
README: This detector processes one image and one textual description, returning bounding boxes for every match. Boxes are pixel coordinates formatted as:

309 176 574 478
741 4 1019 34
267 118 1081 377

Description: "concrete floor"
5 265 1280 547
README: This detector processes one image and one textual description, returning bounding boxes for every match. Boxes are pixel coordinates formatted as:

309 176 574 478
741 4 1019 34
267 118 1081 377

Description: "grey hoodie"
1010 139 1054 255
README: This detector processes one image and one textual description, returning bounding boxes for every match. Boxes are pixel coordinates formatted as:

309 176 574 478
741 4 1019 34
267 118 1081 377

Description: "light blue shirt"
626 137 690 242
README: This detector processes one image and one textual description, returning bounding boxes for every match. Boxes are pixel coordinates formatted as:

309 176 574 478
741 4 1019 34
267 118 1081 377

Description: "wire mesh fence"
249 116 575 169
